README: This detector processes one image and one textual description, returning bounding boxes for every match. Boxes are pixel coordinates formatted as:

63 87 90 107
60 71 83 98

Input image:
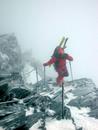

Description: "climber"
43 37 73 86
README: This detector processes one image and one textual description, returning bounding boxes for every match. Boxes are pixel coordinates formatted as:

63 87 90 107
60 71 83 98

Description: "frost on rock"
0 34 22 74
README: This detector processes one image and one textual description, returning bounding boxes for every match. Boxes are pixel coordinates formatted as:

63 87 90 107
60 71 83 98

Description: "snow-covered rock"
67 78 98 119
30 119 75 130
0 34 22 74
0 34 98 130
29 78 98 130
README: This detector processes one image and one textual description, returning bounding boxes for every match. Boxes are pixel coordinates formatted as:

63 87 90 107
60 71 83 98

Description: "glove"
43 63 48 66
49 64 51 67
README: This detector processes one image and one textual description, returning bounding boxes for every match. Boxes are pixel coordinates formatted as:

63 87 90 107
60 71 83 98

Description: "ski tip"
59 36 65 47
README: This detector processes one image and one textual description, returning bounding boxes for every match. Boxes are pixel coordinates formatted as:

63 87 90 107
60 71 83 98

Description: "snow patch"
26 107 34 116
30 119 75 130
0 52 9 61
65 92 77 104
46 109 55 116
30 120 42 130
0 127 4 130
46 119 75 130
30 82 98 130
40 87 61 98
69 106 98 130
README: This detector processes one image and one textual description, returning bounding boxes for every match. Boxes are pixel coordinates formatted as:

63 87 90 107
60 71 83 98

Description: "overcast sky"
0 0 98 85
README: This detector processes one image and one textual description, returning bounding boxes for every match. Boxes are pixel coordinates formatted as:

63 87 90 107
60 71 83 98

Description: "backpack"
52 47 68 70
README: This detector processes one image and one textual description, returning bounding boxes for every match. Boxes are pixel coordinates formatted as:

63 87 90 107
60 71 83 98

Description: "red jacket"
44 53 73 77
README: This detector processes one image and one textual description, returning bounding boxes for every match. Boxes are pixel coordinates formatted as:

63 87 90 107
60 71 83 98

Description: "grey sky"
0 0 98 85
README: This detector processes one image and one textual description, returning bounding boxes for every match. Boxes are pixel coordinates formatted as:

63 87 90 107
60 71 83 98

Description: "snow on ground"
46 119 75 130
64 85 75 93
30 119 75 130
29 82 98 130
65 92 77 104
40 86 61 98
69 106 98 130
26 107 34 116
0 127 4 130
29 120 40 130
23 64 41 84
40 84 75 99
63 84 98 130
46 83 98 130
46 109 55 116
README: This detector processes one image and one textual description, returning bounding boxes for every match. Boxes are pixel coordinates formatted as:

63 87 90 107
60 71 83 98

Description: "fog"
0 0 98 85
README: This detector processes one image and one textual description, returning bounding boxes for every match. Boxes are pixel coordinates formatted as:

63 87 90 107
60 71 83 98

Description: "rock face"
0 34 22 74
0 104 26 130
0 34 27 129
68 78 98 118
0 75 98 129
